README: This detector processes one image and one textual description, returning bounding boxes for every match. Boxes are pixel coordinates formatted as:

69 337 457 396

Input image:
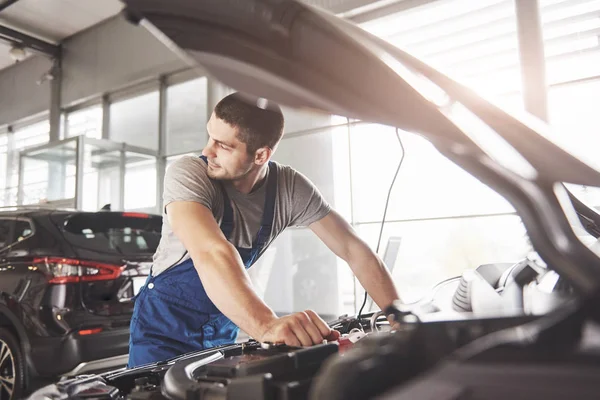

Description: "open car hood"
120 0 600 295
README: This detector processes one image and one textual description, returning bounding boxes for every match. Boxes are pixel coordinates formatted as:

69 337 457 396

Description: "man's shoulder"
168 155 208 176
272 160 299 180
171 155 206 168
165 155 216 192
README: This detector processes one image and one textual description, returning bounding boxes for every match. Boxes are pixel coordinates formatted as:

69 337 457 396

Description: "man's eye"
220 143 229 150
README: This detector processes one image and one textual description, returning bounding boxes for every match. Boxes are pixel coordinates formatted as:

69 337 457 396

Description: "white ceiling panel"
0 0 123 42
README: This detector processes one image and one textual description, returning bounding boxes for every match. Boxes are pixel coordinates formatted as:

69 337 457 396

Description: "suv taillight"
34 257 125 284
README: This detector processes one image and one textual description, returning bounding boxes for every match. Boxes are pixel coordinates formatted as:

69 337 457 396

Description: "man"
128 92 400 368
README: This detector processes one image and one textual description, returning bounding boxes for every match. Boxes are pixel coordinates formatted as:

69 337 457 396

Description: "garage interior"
1 0 600 397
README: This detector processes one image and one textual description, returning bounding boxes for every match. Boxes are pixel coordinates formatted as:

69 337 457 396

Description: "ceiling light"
9 44 27 62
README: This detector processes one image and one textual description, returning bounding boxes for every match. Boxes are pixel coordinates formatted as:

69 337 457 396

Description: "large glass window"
356 214 532 305
20 140 77 206
362 0 521 102
10 120 50 205
349 124 515 223
110 91 159 150
540 0 600 86
80 143 122 212
540 0 600 209
359 0 522 102
249 227 343 320
166 77 208 156
280 107 345 135
124 152 157 212
66 106 102 139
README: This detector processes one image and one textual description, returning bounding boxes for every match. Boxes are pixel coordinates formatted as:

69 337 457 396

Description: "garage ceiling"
0 0 124 70
0 0 399 71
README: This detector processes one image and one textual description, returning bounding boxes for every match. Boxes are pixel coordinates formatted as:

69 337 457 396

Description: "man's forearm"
347 243 401 312
190 242 277 340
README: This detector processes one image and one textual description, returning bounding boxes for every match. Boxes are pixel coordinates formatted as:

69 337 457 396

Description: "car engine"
30 258 589 400
29 313 386 400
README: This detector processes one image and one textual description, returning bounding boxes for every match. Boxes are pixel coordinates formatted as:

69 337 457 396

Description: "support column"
118 147 126 211
48 55 66 202
102 94 110 140
156 75 168 214
48 57 62 141
74 136 84 209
206 79 234 117
515 0 548 121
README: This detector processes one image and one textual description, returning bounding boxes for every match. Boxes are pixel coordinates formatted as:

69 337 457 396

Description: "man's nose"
202 141 215 158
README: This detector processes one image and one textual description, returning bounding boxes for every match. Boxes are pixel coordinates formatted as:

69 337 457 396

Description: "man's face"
201 113 255 181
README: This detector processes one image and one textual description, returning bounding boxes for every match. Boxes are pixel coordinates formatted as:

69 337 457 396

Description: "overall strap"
252 161 278 249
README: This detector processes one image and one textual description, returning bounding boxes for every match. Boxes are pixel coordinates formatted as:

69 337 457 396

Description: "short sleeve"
289 170 331 227
163 156 216 213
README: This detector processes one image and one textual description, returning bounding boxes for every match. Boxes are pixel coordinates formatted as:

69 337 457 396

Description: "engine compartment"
31 314 383 400
30 258 587 400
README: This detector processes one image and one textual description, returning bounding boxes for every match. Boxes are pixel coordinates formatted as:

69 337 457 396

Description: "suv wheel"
0 329 25 400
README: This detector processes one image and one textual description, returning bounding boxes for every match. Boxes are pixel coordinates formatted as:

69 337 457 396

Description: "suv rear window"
61 212 162 256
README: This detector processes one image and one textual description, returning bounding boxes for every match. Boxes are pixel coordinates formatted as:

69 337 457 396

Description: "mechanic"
128 92 400 368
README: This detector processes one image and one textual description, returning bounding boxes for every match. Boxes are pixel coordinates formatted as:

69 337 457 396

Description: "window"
359 0 522 101
249 228 342 319
66 106 102 139
110 91 159 150
280 107 344 135
540 1 600 208
540 0 600 86
272 129 340 205
0 219 11 249
166 77 208 156
356 214 532 305
62 213 162 256
10 120 50 205
124 153 157 212
349 124 514 223
14 220 33 242
19 140 76 205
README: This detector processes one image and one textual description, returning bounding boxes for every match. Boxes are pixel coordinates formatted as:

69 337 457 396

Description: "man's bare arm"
167 201 338 346
309 210 400 311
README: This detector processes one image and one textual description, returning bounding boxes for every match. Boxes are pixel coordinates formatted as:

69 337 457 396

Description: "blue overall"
127 156 277 368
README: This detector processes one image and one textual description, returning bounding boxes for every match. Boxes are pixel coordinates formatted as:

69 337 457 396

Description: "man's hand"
259 310 341 347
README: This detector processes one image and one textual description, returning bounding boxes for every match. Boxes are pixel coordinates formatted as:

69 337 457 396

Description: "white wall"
0 56 53 126
61 16 187 106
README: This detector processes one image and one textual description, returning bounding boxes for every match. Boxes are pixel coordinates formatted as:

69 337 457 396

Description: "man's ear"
254 147 272 166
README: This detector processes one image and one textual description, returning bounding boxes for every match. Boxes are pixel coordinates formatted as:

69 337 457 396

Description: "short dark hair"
214 92 285 154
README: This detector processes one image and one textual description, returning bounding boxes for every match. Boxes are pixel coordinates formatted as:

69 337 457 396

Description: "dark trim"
0 0 20 13
0 24 60 58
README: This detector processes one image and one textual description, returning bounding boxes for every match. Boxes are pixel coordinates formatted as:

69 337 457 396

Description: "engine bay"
30 258 596 400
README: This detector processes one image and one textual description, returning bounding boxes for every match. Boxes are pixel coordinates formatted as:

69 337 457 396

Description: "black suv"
0 207 162 399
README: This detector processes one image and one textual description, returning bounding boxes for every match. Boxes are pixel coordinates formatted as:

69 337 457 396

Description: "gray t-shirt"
152 156 331 275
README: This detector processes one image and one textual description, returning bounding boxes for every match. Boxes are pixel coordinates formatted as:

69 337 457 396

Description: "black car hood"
119 0 600 295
